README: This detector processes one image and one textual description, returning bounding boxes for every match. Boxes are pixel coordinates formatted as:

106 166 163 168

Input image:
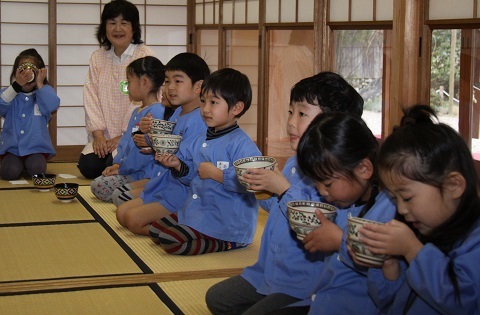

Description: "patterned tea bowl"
347 215 388 266
233 156 276 192
32 173 57 192
287 201 338 240
54 183 79 203
151 119 176 134
150 134 182 155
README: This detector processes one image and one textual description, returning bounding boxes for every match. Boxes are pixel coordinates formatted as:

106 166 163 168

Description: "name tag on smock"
34 104 41 116
217 161 229 170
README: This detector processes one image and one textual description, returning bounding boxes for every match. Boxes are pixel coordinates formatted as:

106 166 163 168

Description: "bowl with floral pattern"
233 156 276 192
151 119 176 134
287 201 338 240
347 215 388 266
150 134 182 155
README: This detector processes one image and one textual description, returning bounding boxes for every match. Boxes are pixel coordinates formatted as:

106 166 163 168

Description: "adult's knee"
78 153 108 179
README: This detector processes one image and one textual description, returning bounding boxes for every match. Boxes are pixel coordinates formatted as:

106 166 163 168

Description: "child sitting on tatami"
149 67 261 255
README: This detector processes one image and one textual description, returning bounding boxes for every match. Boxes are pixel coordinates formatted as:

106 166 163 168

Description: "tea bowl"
347 215 388 266
233 156 276 192
151 119 176 134
287 201 338 240
150 134 182 155
32 173 57 192
54 183 79 203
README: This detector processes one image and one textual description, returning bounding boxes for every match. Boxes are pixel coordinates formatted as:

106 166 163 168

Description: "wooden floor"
0 163 267 314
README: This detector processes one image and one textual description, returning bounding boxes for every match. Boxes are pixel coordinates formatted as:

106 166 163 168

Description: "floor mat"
78 186 266 277
0 189 93 225
0 162 91 189
161 278 228 315
0 285 173 314
0 222 144 283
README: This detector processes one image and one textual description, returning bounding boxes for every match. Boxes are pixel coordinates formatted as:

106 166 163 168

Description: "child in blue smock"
115 52 209 235
294 112 397 314
150 68 261 255
359 105 480 314
0 48 60 180
90 56 167 202
206 72 364 314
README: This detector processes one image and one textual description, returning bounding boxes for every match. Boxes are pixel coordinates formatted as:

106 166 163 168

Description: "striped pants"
149 214 246 255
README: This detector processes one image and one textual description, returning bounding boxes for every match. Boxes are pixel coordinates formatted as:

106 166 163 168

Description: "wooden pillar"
386 0 424 135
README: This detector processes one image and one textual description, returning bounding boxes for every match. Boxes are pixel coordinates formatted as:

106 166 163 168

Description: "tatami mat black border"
76 194 153 275
76 194 185 315
0 219 97 228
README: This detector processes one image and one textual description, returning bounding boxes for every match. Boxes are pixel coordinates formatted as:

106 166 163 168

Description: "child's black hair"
297 112 377 183
126 56 165 97
165 52 211 85
10 48 48 85
377 104 480 252
96 0 143 50
290 71 364 117
200 68 252 118
377 104 480 309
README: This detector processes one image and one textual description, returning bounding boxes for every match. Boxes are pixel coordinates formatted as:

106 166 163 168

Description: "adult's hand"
106 135 121 153
92 130 109 158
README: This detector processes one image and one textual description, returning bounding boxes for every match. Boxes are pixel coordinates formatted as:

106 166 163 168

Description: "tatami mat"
161 278 227 315
78 186 265 275
0 222 143 283
0 285 173 314
0 189 93 225
0 162 92 189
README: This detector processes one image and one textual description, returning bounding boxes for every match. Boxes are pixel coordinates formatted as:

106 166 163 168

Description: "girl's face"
126 73 143 102
287 100 322 151
200 91 240 131
106 15 133 55
381 173 458 235
315 176 370 209
164 70 198 107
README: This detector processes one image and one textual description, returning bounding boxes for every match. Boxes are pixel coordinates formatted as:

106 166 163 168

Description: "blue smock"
242 156 327 299
113 103 166 180
0 86 60 157
176 127 261 244
369 218 480 314
307 191 397 314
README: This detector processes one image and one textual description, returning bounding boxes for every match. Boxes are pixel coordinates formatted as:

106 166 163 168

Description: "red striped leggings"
148 214 246 255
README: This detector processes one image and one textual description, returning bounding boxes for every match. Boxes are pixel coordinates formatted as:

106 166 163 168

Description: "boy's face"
287 100 322 151
164 70 198 107
200 90 241 131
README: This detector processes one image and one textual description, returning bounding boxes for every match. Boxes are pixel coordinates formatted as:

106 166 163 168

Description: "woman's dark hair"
10 48 48 85
126 56 165 97
96 0 143 49
165 52 210 85
297 112 378 183
378 105 480 307
290 71 364 117
200 68 252 118
378 104 480 251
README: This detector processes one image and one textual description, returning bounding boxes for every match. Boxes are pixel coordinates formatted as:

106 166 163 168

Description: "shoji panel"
265 0 313 23
329 0 393 22
429 0 476 20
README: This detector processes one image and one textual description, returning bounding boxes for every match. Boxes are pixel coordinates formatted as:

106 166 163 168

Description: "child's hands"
241 164 289 195
156 153 180 170
198 162 221 181
102 164 119 176
35 67 47 89
139 114 153 133
133 133 149 148
359 220 423 263
303 210 343 253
